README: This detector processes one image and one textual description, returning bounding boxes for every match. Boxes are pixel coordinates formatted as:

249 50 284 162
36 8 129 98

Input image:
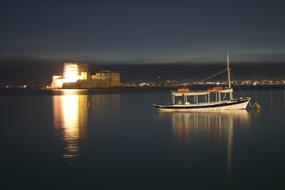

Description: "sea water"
0 89 285 189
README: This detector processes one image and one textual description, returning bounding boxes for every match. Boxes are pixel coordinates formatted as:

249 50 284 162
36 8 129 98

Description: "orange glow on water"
53 91 87 163
62 95 80 147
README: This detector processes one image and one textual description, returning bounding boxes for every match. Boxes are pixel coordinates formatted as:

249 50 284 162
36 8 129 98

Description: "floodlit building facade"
63 63 89 82
50 62 120 89
91 71 120 87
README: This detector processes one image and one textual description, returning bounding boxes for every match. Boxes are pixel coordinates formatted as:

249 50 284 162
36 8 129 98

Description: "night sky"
0 0 285 84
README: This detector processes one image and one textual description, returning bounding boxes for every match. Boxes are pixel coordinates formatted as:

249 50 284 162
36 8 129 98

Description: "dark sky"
1 0 285 63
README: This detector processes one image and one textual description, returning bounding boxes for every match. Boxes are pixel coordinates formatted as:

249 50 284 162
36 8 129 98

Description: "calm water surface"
0 89 285 189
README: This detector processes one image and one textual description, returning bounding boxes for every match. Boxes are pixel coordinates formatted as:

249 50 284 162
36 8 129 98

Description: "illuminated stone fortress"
50 62 120 89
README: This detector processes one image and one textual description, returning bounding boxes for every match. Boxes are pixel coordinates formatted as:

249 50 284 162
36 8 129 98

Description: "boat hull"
153 98 251 112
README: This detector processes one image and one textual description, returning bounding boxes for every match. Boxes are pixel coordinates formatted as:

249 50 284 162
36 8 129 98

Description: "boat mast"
226 52 231 88
226 52 233 100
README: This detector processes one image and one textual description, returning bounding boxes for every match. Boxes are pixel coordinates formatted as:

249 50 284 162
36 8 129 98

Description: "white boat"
153 54 251 112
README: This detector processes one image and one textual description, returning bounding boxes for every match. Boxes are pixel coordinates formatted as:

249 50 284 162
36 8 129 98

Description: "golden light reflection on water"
53 90 87 163
170 111 250 143
156 110 250 182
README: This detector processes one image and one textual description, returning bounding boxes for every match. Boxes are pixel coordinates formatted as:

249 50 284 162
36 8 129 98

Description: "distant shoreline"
1 84 285 92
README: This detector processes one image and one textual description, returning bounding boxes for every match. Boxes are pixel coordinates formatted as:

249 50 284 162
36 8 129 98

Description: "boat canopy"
171 88 233 97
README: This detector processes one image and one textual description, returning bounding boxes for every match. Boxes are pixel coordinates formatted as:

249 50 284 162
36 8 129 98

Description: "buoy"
249 102 261 111
254 102 261 111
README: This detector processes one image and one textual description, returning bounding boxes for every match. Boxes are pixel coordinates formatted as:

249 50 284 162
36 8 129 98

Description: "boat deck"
153 98 251 112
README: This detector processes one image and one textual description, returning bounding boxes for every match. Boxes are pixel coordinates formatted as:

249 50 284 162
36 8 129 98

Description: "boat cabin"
171 87 234 105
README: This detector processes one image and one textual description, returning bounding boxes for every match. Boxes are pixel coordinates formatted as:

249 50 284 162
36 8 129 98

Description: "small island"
49 62 120 89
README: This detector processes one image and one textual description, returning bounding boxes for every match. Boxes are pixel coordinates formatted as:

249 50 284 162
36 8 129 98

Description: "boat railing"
174 100 229 106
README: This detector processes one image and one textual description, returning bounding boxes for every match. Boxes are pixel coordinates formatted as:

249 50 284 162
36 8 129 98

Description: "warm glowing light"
53 92 87 163
53 79 64 88
62 95 80 137
50 75 64 88
63 64 80 82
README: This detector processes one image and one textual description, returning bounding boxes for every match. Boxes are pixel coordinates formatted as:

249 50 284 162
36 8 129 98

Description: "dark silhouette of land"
0 56 284 85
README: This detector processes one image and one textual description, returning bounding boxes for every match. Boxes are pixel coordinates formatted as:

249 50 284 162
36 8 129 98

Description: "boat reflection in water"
53 90 88 163
171 111 250 142
156 110 250 181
